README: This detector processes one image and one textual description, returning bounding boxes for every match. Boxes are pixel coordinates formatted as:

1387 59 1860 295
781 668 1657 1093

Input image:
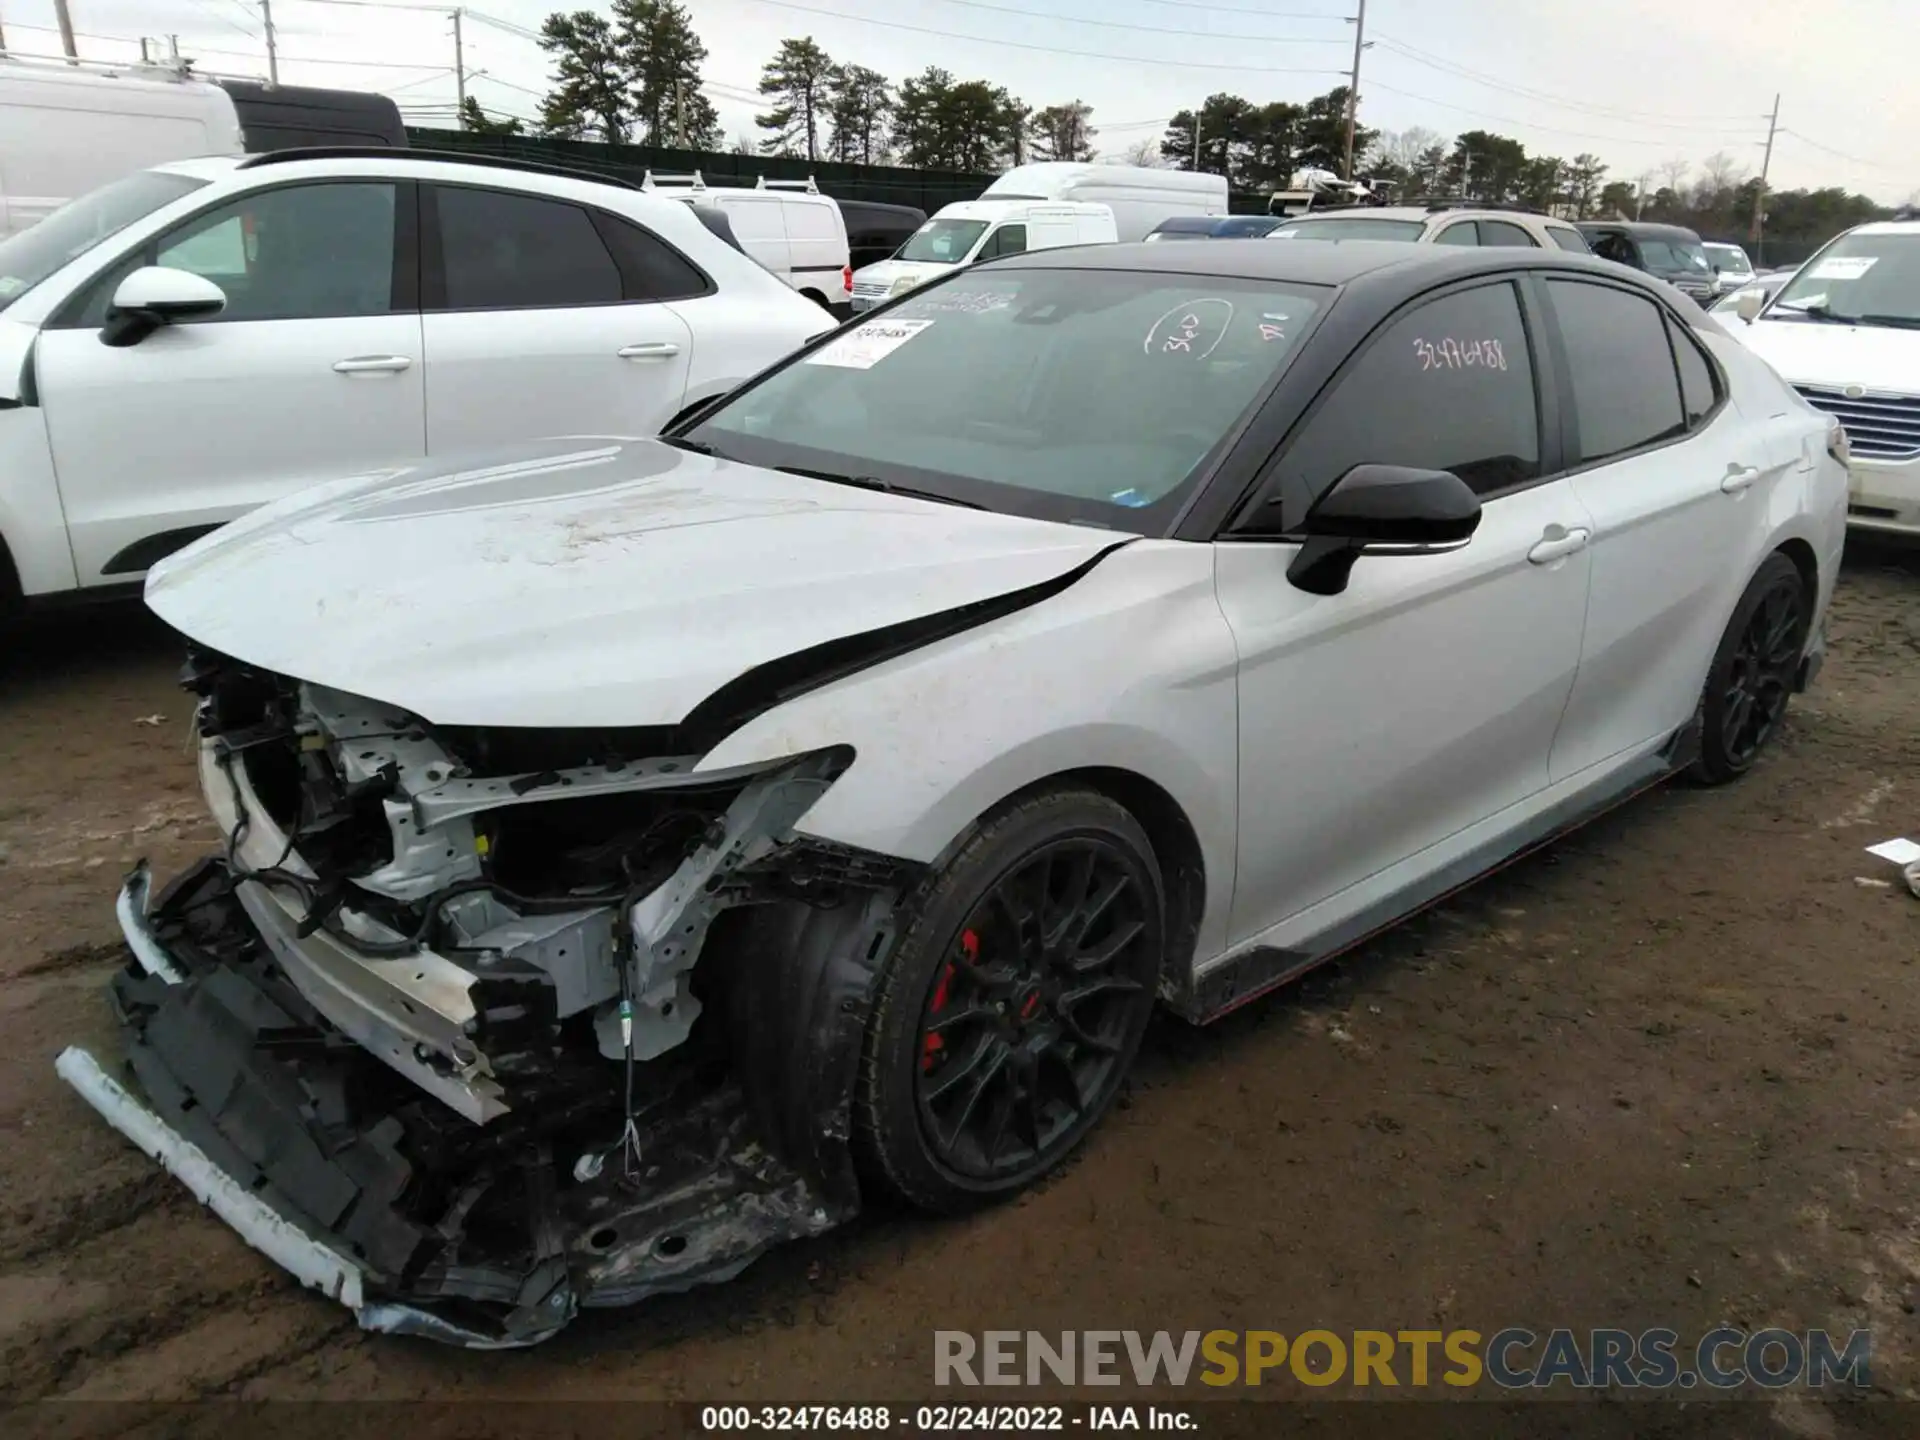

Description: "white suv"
0 148 835 604
1269 202 1593 253
1729 215 1920 539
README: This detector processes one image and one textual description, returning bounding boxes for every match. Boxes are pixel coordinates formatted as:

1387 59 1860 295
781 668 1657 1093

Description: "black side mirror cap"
1286 464 1482 596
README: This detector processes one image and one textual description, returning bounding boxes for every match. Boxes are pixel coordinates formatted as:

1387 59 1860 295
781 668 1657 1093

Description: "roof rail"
235 146 643 190
1404 197 1538 214
640 169 707 191
756 175 821 194
0 47 194 82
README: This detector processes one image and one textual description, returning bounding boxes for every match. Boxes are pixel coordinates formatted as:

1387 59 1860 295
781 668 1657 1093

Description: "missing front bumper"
56 860 852 1348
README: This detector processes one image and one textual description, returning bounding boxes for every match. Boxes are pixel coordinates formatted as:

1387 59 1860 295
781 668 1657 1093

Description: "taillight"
843 264 853 294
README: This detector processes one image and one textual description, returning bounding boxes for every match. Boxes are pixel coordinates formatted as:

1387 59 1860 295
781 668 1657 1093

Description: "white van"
849 199 1117 312
643 171 851 311
980 162 1228 242
0 58 242 237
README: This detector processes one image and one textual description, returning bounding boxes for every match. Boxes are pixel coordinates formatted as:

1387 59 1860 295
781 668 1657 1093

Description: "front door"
1215 278 1595 949
35 178 424 585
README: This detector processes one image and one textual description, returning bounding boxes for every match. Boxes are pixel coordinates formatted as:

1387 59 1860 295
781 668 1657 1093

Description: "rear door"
419 183 698 449
714 193 793 286
782 196 849 301
35 177 423 585
1217 277 1595 947
1539 276 1779 781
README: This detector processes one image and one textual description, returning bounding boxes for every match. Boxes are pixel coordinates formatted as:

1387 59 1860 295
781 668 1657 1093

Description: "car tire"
853 787 1165 1215
1688 552 1810 785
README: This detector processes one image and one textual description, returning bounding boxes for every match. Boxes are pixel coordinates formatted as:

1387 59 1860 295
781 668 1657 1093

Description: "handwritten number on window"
1412 337 1508 372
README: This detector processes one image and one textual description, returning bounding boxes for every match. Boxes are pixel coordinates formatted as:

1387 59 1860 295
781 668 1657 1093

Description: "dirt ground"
2 543 1917 1428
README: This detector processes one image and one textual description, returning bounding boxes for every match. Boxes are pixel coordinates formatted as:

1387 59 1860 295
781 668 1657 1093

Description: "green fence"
407 128 1274 217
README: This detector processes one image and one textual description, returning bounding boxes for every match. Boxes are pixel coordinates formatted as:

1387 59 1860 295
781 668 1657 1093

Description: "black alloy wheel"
1691 552 1810 784
855 789 1165 1212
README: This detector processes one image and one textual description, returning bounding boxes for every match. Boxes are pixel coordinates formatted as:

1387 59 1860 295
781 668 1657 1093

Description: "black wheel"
854 788 1165 1213
1690 552 1809 785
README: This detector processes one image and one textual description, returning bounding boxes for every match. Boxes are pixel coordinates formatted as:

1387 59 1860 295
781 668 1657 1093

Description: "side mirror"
1285 463 1482 595
1735 289 1766 324
101 266 226 348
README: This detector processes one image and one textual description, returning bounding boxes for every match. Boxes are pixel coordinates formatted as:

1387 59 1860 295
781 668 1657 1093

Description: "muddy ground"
1 545 1917 1433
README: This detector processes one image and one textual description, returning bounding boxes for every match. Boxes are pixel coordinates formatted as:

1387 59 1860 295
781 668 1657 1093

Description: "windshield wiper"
659 434 722 457
1855 314 1920 330
1773 300 1852 323
772 464 985 510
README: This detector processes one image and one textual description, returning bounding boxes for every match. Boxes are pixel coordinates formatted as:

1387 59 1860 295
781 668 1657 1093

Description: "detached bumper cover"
56 860 855 1348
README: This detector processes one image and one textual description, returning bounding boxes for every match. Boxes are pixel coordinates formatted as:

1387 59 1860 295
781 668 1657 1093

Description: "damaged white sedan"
60 239 1845 1347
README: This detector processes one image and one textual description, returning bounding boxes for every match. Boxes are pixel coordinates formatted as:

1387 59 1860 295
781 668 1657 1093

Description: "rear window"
1547 226 1591 254
1271 217 1425 242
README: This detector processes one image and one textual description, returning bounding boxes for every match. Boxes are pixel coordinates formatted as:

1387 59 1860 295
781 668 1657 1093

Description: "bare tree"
1115 135 1166 168
1659 156 1690 193
1698 150 1745 194
1373 125 1444 171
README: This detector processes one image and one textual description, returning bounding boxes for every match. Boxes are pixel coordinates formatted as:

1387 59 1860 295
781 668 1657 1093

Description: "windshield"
1770 232 1920 327
1270 217 1424 242
1704 244 1751 274
0 169 206 313
896 219 989 264
1639 239 1711 275
685 267 1327 533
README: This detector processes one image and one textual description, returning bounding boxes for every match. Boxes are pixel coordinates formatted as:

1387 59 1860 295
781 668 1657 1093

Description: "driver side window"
65 181 401 328
1274 281 1543 505
982 224 1028 259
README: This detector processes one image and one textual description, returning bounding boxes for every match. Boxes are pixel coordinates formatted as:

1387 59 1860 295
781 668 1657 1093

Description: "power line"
908 0 1349 44
1130 0 1352 16
1363 77 1763 151
182 0 261 41
1777 129 1900 174
731 0 1349 74
1371 33 1762 129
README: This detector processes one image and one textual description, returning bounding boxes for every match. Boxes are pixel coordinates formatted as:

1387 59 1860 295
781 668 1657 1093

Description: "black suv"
1577 220 1717 304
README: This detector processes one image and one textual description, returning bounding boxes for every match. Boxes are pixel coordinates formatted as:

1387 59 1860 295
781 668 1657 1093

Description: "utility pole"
1635 172 1651 218
53 0 77 62
1193 111 1202 172
675 79 687 148
452 8 467 128
260 0 279 86
1751 92 1780 263
1342 0 1368 180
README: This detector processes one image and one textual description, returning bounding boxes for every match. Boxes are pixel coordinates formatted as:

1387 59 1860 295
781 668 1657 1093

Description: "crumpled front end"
58 649 916 1347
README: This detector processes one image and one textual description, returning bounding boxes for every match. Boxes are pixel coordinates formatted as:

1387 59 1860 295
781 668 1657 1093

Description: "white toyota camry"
59 239 1847 1348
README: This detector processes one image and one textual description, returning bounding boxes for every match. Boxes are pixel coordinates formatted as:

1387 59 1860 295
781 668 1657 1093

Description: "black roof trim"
234 146 641 190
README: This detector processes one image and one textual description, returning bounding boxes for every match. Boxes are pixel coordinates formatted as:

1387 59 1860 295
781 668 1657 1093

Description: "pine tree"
755 37 835 160
536 10 630 142
826 64 892 164
617 0 720 148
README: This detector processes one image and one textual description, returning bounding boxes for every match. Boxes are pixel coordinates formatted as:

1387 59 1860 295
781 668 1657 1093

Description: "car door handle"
1527 527 1591 565
1721 463 1761 494
332 355 412 374
618 342 681 360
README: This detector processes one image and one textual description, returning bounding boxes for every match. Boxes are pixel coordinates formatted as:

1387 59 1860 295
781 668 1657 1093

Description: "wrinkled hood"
145 437 1122 730
1732 317 1920 394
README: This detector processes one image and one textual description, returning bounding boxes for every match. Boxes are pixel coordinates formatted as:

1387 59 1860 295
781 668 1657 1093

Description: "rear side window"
1479 220 1539 248
1546 226 1591 254
592 212 710 301
1434 222 1479 246
434 186 621 309
1278 281 1540 498
1668 315 1719 427
1546 279 1687 463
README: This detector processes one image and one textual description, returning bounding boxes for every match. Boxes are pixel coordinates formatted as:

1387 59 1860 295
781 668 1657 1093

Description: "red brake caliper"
923 928 978 1072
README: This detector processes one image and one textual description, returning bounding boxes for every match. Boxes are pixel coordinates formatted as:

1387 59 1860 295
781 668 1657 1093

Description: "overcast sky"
10 0 1915 201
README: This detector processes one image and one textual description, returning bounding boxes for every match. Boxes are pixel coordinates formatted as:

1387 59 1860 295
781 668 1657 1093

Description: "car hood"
1733 317 1920 392
144 437 1126 731
851 258 957 291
